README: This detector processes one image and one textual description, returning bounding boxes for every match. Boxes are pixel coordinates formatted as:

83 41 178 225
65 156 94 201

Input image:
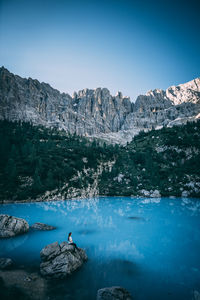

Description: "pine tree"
32 168 43 193
5 158 18 189
46 170 54 190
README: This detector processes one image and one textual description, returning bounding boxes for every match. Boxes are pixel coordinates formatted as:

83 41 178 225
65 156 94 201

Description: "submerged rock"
40 241 87 278
127 216 145 221
0 258 13 270
0 214 29 238
0 269 47 300
31 222 56 231
97 286 132 300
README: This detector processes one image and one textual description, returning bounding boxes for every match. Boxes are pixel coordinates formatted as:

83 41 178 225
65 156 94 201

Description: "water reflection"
0 234 28 253
76 229 97 235
181 198 200 215
140 198 161 204
99 240 144 260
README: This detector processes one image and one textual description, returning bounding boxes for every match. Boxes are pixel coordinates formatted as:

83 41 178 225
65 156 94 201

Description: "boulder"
31 222 56 231
150 190 161 198
97 286 132 300
0 258 14 270
0 214 29 238
181 190 189 197
40 241 87 278
139 189 161 198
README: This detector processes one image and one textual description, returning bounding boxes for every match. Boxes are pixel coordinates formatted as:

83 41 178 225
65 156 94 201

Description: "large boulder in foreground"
97 286 132 300
0 214 29 238
40 241 87 278
31 222 56 231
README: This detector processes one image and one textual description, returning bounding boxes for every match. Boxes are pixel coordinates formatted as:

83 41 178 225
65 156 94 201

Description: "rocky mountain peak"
0 66 10 75
145 88 164 97
0 67 200 144
166 78 200 105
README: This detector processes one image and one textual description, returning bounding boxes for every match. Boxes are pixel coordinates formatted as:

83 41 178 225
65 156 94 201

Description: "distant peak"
116 91 123 98
76 87 111 98
145 89 163 96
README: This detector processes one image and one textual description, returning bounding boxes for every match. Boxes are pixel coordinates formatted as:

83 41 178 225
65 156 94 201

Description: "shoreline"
1 195 200 205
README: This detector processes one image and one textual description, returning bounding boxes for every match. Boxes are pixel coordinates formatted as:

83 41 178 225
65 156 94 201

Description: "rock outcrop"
0 214 29 238
96 286 132 300
139 189 161 198
31 222 56 231
0 67 200 143
0 258 14 270
40 241 87 278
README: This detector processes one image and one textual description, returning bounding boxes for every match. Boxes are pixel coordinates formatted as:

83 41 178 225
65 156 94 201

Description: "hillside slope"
0 120 200 203
99 121 200 198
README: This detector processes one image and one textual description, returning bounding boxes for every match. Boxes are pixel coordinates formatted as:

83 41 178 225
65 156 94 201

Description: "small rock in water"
31 222 56 231
40 241 87 279
0 214 29 238
0 258 14 270
128 216 144 220
97 286 132 300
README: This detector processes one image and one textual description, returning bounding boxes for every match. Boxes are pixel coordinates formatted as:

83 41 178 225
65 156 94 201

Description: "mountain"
0 67 200 143
0 120 200 203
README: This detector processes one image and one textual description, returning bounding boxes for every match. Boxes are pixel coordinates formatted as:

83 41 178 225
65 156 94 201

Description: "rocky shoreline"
0 193 182 205
1 195 195 205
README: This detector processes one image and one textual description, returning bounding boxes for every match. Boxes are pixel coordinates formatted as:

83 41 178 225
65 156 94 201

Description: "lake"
0 197 200 299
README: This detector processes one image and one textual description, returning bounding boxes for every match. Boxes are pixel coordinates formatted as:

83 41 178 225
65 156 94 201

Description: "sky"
0 0 200 101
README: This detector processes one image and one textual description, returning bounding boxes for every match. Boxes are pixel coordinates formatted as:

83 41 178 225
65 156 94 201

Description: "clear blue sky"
0 0 200 101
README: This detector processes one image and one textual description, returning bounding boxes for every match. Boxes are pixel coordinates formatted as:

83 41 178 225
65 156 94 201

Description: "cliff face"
123 83 200 132
0 67 132 136
0 67 200 143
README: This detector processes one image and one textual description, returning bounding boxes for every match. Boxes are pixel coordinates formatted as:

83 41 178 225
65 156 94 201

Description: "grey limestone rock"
31 222 56 231
0 214 29 238
0 67 132 137
0 67 200 144
40 241 87 278
96 286 132 300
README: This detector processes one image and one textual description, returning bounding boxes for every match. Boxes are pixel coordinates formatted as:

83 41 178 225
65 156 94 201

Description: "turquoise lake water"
0 197 200 300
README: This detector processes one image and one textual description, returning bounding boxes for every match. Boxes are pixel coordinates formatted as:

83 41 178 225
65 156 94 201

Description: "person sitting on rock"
68 232 78 250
